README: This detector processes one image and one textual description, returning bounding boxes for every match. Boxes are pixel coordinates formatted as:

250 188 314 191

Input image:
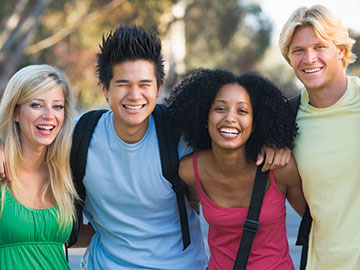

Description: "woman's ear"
14 105 20 123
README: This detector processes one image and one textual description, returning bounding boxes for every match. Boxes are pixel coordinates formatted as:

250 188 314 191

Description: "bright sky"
256 0 360 44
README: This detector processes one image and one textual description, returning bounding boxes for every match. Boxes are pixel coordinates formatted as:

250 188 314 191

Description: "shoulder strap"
288 94 301 121
288 94 313 270
296 205 312 270
153 104 191 250
68 109 108 247
67 106 191 250
233 167 269 270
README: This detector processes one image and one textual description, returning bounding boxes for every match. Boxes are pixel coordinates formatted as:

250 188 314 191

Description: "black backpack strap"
288 94 301 120
288 94 313 270
65 243 69 262
68 109 108 247
153 104 190 250
296 205 312 270
233 167 269 270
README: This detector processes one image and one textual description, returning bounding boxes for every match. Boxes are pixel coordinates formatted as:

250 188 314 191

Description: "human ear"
101 83 108 98
338 46 345 60
157 79 165 98
14 106 20 123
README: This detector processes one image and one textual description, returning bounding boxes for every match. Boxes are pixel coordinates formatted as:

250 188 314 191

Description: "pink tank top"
192 153 294 270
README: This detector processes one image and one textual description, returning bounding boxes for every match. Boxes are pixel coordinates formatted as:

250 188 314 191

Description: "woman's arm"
274 155 306 216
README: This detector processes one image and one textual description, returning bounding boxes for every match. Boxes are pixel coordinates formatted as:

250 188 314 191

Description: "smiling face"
288 26 345 93
208 83 253 151
15 85 65 151
102 60 161 142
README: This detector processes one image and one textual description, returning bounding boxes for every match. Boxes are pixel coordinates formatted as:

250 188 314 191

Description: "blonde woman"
0 64 78 269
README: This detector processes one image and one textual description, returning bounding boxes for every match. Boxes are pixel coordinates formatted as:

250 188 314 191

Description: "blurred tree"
0 0 273 109
258 48 302 99
0 0 175 110
348 30 360 77
183 0 272 75
0 0 49 93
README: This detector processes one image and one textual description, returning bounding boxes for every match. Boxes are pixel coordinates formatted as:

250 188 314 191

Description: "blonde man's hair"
0 64 78 230
279 5 356 68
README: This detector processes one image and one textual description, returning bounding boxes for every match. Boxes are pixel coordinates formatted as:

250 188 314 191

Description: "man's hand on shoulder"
256 146 291 172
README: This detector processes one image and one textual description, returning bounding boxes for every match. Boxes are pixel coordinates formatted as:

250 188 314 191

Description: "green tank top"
0 187 71 270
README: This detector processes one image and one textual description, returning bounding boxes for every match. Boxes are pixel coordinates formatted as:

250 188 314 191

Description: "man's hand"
256 146 291 172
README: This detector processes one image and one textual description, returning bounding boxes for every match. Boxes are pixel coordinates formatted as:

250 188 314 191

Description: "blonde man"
279 5 360 270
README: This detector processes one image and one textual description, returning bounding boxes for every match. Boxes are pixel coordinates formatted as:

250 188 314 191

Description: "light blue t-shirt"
81 111 208 269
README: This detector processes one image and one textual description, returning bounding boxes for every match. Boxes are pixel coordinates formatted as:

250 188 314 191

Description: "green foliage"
0 0 274 110
184 0 272 74
0 0 175 110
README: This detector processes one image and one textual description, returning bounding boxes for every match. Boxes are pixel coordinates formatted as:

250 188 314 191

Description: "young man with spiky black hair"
73 25 207 269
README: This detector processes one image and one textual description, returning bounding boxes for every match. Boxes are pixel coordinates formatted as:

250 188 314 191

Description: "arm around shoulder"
257 146 291 172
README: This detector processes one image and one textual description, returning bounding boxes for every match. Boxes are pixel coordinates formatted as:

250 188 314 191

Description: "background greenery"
1 0 359 112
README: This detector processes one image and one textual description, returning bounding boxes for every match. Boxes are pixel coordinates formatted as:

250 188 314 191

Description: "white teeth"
124 105 143 109
37 125 54 130
304 68 321 73
220 128 239 135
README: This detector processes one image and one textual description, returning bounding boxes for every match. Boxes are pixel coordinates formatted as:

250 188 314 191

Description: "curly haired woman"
167 69 306 270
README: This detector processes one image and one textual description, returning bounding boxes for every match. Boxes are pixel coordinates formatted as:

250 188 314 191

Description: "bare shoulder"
179 153 200 205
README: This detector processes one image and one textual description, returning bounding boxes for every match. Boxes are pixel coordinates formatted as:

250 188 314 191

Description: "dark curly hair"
97 24 165 90
166 68 297 162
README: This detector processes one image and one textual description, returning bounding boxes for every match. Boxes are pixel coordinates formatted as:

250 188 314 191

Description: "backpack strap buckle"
243 219 259 233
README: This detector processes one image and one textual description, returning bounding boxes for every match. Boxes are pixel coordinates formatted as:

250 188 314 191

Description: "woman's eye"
215 107 225 112
30 103 41 108
54 105 64 110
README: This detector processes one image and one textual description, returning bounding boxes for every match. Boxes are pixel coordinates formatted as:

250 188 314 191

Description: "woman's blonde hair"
279 5 356 68
0 64 78 230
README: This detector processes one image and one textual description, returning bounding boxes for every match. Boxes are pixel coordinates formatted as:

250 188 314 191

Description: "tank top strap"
269 170 275 185
192 152 202 193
